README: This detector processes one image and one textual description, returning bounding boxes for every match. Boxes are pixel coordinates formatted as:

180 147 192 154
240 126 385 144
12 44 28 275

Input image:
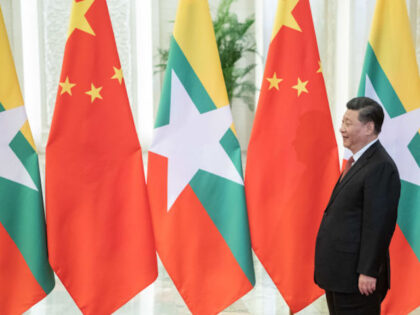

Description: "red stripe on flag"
148 153 253 315
383 225 420 315
0 223 46 315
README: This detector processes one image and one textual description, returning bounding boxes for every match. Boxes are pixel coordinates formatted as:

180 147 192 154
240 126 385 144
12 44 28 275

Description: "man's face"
340 109 374 153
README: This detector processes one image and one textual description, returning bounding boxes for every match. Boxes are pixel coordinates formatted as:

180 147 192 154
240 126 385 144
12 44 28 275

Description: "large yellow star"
67 0 95 38
292 77 309 96
59 76 76 96
271 0 301 40
111 67 124 84
85 83 103 103
266 73 283 90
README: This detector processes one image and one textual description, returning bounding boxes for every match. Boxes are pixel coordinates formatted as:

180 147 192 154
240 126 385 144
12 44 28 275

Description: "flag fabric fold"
358 1 420 313
147 0 255 314
45 0 157 314
0 6 55 315
245 0 339 312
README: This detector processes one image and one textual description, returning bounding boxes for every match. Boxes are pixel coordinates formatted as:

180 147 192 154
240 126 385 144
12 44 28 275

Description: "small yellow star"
59 76 76 96
266 73 283 90
111 67 124 84
85 83 103 103
292 78 309 96
68 0 95 38
317 61 323 73
271 0 301 40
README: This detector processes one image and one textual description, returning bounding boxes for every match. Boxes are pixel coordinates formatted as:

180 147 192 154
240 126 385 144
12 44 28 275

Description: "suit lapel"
325 141 381 210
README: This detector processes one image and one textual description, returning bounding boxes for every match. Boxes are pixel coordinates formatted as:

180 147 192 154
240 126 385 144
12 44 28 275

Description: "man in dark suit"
315 97 401 315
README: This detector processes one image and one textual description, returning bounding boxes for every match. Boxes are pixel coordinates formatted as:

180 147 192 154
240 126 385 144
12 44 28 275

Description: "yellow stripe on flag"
369 0 420 112
173 0 229 109
0 7 36 150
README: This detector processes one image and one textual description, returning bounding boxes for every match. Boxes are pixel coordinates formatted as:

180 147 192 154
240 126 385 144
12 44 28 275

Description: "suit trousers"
325 285 387 315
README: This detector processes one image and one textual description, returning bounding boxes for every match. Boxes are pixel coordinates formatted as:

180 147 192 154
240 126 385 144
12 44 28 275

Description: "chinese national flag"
45 0 157 314
245 0 339 312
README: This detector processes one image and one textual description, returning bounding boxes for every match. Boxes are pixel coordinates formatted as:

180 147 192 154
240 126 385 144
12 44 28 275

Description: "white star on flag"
365 76 420 186
0 106 37 190
150 70 243 211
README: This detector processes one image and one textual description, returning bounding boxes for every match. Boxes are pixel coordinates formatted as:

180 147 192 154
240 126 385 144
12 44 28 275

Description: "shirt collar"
352 138 378 162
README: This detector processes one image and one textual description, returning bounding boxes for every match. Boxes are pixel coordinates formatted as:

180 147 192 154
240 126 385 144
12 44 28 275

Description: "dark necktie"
340 156 354 182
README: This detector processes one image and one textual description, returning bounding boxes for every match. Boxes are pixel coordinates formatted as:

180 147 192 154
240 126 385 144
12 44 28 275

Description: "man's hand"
358 274 377 295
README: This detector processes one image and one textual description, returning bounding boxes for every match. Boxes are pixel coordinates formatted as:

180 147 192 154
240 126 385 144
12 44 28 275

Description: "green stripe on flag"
408 132 420 168
358 44 406 118
0 102 4 112
220 129 244 180
10 132 41 190
397 180 420 261
0 125 54 293
155 37 216 128
190 170 255 285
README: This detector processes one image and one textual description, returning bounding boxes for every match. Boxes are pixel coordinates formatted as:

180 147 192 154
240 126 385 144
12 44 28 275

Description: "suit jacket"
314 141 401 293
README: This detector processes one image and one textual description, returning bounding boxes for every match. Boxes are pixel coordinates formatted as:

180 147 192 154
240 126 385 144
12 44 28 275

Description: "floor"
24 257 420 315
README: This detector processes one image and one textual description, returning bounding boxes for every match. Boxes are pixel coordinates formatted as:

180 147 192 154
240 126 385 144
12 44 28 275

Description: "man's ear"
365 121 375 135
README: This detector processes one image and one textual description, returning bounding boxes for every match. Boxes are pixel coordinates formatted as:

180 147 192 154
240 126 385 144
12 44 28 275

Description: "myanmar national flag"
245 0 339 312
0 6 55 315
46 0 157 314
358 0 420 314
147 0 255 313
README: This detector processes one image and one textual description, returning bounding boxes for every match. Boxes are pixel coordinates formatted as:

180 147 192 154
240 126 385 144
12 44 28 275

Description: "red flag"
46 0 157 314
245 0 339 312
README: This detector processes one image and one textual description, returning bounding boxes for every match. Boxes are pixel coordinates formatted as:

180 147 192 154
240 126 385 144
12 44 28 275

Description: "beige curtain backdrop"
0 0 419 314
